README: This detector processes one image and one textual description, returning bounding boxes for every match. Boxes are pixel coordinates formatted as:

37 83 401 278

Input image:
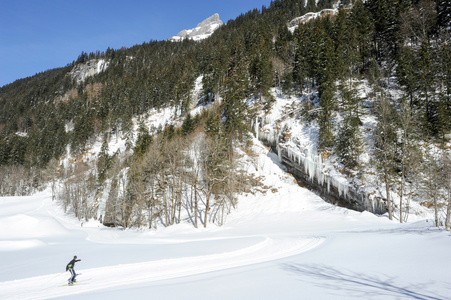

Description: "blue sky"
0 0 272 87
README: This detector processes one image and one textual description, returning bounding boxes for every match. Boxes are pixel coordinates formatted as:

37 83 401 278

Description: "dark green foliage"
335 84 362 169
97 138 111 183
335 116 362 169
350 1 374 72
222 42 250 139
367 0 399 62
134 123 152 158
417 40 437 136
317 83 335 152
397 46 417 107
317 35 337 153
181 113 196 136
436 43 451 142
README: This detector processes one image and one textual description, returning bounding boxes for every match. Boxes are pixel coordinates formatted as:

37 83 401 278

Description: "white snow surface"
1 138 450 300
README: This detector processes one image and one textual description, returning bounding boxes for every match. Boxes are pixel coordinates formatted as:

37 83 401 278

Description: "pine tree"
293 25 309 92
134 122 152 158
417 40 436 136
317 36 337 153
350 0 373 72
97 137 110 183
367 0 399 63
222 43 250 146
181 113 196 136
335 84 362 169
436 43 451 143
246 22 273 102
333 8 358 81
397 46 417 108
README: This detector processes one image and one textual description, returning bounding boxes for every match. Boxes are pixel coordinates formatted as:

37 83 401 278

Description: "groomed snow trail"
0 235 324 299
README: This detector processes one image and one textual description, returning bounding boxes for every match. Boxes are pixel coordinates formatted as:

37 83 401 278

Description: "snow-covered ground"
0 138 450 300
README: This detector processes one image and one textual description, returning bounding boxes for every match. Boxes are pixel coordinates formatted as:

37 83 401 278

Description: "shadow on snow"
283 263 450 300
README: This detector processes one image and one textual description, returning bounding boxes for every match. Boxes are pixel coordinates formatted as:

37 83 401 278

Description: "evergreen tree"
335 84 362 169
350 0 374 72
97 138 110 183
417 40 436 136
181 113 196 136
367 0 399 63
397 46 417 108
317 36 337 153
134 122 152 158
333 8 359 80
436 43 451 143
247 23 273 101
293 25 310 92
222 42 250 145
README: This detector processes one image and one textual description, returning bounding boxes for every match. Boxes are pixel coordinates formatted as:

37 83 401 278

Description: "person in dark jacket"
66 255 81 285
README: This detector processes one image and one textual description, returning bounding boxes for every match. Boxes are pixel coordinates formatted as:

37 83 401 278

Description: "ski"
61 279 91 286
62 282 78 286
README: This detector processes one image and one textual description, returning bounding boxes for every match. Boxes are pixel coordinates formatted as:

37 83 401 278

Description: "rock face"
288 9 338 33
70 59 109 84
170 13 223 42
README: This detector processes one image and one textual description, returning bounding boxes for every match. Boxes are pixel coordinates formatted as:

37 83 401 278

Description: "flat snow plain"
1 142 450 299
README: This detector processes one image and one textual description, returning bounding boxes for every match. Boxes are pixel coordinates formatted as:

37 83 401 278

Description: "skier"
66 255 81 285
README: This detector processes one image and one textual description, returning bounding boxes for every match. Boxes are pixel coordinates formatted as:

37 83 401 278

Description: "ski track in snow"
0 235 324 299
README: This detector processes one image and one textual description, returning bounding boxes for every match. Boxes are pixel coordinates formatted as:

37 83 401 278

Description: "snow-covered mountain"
169 13 223 42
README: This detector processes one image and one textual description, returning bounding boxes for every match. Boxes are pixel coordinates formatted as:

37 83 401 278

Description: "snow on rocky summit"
169 13 223 42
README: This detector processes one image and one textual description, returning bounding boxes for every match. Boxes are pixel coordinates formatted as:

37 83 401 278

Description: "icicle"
303 149 309 175
277 144 282 162
307 150 316 182
316 155 322 185
336 181 349 198
255 117 259 140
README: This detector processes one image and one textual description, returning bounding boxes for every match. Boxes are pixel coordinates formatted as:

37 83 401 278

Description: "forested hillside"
0 0 450 229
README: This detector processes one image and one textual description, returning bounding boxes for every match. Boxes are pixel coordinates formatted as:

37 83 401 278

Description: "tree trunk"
446 193 451 231
384 160 393 220
434 192 439 227
204 192 210 228
400 175 404 223
194 181 198 229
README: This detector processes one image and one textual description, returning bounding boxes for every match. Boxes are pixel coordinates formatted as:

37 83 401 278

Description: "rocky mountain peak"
169 13 223 42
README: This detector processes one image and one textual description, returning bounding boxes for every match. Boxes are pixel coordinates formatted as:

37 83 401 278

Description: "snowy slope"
1 138 450 300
